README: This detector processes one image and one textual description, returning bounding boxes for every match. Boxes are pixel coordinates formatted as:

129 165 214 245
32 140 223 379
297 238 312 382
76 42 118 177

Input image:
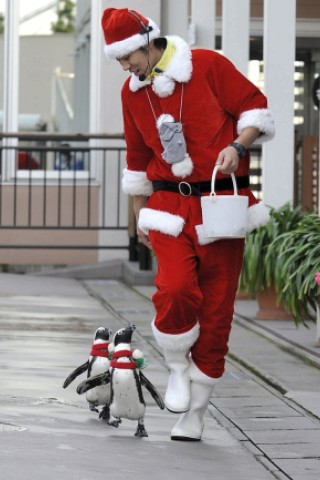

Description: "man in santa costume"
101 7 275 441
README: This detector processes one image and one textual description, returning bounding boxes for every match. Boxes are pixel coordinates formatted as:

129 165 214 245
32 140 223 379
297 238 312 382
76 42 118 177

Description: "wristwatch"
229 142 246 158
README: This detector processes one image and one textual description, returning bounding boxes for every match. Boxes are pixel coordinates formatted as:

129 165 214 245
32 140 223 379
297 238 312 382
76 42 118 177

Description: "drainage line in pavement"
234 315 320 370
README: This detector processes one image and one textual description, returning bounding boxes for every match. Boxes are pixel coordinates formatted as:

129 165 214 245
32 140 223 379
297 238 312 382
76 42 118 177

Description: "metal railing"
0 132 131 250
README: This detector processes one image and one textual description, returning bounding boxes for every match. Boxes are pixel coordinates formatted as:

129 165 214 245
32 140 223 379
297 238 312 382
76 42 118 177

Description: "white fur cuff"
195 224 220 245
122 168 153 196
151 320 200 350
138 208 185 237
189 359 221 386
247 202 270 233
237 108 275 144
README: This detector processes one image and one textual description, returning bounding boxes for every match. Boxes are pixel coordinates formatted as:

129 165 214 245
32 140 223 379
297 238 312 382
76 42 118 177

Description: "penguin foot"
98 406 121 428
135 423 148 438
107 418 121 428
89 404 99 413
98 406 110 420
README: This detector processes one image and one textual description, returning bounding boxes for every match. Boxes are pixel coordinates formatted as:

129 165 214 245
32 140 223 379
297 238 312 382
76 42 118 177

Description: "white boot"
163 347 191 413
171 381 215 440
151 321 199 414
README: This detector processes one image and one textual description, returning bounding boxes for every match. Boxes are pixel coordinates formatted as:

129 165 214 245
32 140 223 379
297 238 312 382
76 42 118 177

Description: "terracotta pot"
236 289 255 300
256 286 293 320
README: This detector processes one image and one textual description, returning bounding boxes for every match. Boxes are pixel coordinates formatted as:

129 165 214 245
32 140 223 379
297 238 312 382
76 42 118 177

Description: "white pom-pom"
132 349 144 359
156 113 175 129
171 154 193 178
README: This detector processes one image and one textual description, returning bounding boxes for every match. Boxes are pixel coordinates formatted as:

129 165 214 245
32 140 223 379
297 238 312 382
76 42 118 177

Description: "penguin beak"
114 324 136 345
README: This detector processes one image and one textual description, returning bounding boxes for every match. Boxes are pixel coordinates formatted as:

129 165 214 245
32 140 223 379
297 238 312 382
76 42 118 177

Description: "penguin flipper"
139 371 165 410
63 361 89 388
76 371 111 395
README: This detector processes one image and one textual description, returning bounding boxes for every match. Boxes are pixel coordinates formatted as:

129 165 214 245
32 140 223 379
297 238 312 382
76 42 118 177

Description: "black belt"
152 176 249 196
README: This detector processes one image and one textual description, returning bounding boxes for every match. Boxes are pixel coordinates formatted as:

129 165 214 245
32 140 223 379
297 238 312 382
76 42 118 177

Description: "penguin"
76 324 165 437
63 326 119 426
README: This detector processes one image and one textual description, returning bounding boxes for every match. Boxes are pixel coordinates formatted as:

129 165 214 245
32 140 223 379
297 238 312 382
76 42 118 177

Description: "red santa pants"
149 206 244 379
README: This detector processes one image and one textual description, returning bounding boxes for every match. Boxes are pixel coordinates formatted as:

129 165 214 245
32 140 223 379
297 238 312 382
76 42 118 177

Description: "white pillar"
262 0 296 208
222 0 250 75
162 0 188 39
2 0 19 180
89 1 104 136
191 0 216 49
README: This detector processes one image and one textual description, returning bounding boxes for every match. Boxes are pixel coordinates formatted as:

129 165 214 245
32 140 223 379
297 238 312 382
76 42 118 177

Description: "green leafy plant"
239 203 305 296
268 213 320 324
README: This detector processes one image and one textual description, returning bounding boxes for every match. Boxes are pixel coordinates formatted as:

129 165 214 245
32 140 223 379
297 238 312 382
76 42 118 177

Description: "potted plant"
315 272 320 345
239 203 305 319
268 213 320 325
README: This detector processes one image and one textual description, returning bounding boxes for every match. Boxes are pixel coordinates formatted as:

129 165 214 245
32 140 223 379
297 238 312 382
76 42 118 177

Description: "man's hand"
137 226 152 249
216 126 261 173
216 146 240 174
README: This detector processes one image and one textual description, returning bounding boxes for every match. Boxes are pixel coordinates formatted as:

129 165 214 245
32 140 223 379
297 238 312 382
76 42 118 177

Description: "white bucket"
200 165 248 238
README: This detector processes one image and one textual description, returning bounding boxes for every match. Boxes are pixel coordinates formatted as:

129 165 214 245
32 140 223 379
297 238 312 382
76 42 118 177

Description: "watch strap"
229 142 246 158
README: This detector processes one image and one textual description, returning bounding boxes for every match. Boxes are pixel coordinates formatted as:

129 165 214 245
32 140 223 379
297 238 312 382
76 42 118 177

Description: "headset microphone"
128 11 151 82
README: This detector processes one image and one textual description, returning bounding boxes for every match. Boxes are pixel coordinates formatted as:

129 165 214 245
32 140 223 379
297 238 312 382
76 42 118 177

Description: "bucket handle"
210 165 238 197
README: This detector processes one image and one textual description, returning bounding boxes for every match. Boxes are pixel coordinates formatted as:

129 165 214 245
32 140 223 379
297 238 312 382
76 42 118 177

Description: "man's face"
117 49 148 77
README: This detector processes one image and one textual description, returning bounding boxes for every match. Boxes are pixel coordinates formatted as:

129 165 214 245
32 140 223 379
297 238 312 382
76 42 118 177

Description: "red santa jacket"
121 36 274 240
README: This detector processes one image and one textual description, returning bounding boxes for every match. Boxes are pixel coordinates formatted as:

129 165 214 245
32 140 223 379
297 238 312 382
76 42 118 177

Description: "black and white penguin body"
109 325 146 427
63 327 118 425
85 328 112 413
77 324 165 437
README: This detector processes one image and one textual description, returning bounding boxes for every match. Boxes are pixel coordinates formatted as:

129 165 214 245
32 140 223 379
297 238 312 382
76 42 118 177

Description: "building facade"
0 0 319 266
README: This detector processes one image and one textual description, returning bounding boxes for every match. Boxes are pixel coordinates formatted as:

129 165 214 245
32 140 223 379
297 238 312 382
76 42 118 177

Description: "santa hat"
101 8 161 60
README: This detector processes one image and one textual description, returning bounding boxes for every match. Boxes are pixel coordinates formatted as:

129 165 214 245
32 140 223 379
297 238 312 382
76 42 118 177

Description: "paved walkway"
0 271 319 480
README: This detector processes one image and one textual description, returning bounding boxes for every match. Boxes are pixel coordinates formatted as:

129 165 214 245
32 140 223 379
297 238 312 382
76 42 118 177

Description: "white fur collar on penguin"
129 35 193 97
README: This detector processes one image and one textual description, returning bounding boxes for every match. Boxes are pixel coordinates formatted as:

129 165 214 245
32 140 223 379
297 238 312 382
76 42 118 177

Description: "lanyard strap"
145 83 184 123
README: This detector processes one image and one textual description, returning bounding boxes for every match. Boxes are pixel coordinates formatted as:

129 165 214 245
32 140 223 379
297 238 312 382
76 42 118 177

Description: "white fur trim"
129 35 193 95
156 113 175 129
162 36 192 83
129 75 151 92
247 202 270 233
195 224 220 245
171 154 193 178
237 108 275 144
104 18 160 59
122 168 152 196
138 207 185 237
151 319 200 350
189 358 221 386
152 75 176 97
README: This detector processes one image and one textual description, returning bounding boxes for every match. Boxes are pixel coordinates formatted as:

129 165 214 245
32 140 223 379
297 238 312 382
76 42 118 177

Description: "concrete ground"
0 268 319 480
